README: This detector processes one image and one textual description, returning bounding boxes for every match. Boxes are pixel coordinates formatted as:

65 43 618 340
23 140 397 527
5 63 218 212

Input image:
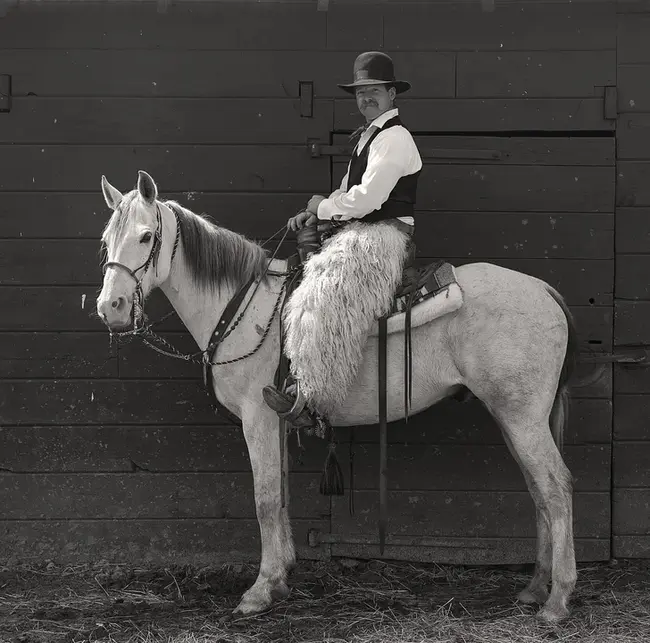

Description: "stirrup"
278 380 308 424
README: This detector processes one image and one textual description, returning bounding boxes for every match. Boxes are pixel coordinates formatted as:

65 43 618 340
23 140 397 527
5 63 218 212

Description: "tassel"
319 427 344 495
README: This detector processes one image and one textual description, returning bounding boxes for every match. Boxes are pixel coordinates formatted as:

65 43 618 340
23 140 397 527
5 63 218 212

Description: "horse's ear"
101 175 123 210
137 170 158 205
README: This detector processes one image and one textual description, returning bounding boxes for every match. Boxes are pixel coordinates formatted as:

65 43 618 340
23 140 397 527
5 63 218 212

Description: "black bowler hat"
338 51 411 95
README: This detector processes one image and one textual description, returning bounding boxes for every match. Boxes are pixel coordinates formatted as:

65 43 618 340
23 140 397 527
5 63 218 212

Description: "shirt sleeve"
316 129 411 221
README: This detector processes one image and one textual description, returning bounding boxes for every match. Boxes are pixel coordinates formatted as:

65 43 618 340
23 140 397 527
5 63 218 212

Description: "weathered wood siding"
0 0 623 564
613 0 650 559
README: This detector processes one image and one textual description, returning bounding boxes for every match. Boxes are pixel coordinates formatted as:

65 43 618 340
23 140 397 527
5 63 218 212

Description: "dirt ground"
0 558 648 643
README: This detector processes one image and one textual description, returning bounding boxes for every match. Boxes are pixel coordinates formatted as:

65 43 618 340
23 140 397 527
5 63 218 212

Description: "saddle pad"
391 260 457 314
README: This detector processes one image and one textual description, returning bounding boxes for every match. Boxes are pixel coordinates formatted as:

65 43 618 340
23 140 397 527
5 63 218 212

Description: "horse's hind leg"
490 404 576 623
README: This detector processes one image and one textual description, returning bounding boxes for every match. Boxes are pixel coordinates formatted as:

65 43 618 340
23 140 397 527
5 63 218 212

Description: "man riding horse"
263 51 423 429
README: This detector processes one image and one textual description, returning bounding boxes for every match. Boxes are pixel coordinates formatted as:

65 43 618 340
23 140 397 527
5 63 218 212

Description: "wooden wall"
613 0 650 559
0 0 632 565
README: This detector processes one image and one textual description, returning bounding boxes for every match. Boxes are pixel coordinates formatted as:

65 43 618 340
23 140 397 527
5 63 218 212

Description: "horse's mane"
164 199 268 294
102 192 268 294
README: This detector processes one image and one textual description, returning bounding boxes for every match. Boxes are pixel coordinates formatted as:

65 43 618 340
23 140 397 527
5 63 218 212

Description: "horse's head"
96 170 177 330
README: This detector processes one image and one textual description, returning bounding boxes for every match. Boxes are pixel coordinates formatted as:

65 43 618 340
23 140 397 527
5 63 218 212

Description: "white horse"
96 170 578 624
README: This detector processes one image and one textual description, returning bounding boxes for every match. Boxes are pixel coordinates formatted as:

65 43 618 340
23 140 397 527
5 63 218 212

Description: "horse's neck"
159 254 288 351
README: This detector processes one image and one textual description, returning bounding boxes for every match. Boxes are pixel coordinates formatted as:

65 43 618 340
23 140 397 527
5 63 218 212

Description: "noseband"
102 202 181 329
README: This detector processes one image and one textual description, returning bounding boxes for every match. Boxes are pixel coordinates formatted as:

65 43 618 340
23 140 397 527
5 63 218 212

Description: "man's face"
355 84 396 122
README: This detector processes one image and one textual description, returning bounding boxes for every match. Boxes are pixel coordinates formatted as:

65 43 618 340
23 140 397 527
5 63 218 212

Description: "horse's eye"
140 232 153 244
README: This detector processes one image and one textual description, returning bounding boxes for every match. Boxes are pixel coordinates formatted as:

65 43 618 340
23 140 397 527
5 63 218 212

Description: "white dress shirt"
316 108 422 226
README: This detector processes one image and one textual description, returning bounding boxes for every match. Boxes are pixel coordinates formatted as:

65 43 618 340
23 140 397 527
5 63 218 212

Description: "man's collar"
369 107 399 130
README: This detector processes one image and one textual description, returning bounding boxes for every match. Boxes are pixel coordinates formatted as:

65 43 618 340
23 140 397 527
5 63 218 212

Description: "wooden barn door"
306 133 615 564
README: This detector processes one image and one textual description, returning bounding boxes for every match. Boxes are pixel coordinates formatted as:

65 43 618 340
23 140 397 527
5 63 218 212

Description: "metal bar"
309 142 502 161
309 530 497 549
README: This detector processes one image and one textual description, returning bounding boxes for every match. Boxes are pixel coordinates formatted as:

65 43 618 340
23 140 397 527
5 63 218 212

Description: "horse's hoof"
232 596 270 616
517 586 549 605
536 603 570 624
270 581 290 600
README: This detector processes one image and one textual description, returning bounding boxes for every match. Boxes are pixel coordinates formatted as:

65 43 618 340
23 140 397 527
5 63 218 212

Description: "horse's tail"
544 285 578 455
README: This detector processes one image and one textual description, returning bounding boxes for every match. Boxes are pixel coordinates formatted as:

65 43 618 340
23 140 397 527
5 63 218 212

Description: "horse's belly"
328 326 461 426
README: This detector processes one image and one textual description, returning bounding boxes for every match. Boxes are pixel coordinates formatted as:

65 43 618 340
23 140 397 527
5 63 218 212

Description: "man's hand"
307 195 326 214
287 210 317 232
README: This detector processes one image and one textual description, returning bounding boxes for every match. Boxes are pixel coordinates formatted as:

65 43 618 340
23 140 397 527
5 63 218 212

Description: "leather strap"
378 315 388 556
202 275 257 428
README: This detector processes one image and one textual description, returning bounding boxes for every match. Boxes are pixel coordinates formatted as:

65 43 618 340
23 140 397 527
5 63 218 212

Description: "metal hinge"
579 347 650 365
0 75 10 113
308 140 503 161
299 81 314 118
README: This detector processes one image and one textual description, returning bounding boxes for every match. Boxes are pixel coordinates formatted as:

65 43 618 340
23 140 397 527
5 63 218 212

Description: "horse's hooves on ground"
517 587 549 605
536 604 570 624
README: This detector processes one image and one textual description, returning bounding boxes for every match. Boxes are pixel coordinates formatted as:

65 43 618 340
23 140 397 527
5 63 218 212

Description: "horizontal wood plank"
334 98 615 131
616 208 650 253
613 489 650 534
330 537 609 564
0 226 614 288
0 98 334 145
614 301 650 344
0 286 613 350
384 1 615 52
0 424 322 474
0 192 311 239
0 2 327 50
336 398 611 446
0 380 217 425
413 213 614 259
618 13 650 63
0 242 616 308
617 162 650 206
329 444 609 492
331 164 615 213
3 50 455 98
457 52 615 99
332 134 615 166
617 114 650 160
613 443 650 487
612 361 650 394
613 536 650 559
0 399 611 477
451 258 613 307
0 332 117 378
0 146 329 192
615 255 650 299
0 240 103 285
614 395 650 440
0 472 328 520
332 491 609 539
618 66 650 112
325 4 383 50
0 519 327 565
617 0 650 13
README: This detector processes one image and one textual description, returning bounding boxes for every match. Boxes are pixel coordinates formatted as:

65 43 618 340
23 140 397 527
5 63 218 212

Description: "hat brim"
337 79 411 95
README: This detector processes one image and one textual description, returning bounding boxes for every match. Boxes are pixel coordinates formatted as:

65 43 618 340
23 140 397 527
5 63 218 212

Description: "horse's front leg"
234 406 295 615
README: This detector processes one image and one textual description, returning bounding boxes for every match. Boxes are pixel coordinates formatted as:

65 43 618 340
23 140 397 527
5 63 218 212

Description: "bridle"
102 202 180 331
100 200 295 377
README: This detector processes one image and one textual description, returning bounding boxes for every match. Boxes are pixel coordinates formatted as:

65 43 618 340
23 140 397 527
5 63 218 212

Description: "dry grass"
0 558 648 643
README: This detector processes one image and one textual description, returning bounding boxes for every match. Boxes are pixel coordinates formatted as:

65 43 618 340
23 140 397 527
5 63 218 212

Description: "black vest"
347 115 421 223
